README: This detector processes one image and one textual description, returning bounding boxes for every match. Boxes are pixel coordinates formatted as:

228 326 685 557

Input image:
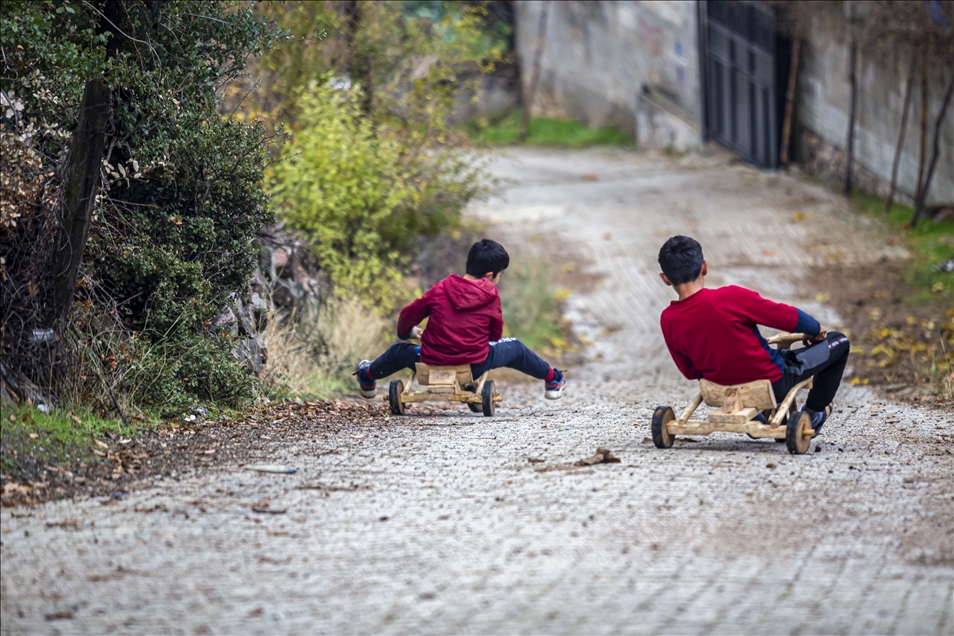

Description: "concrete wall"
797 4 954 205
514 1 701 139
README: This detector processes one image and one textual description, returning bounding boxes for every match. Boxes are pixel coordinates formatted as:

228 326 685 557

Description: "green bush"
269 80 484 310
0 0 283 409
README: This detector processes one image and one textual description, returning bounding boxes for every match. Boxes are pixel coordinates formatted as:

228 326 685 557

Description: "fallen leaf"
527 457 544 463
46 518 83 528
94 439 109 449
29 433 38 439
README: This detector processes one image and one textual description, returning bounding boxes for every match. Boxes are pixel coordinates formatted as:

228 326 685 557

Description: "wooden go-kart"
388 363 501 417
651 332 819 454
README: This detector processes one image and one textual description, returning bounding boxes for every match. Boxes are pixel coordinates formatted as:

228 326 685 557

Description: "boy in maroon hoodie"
356 239 567 399
657 236 849 435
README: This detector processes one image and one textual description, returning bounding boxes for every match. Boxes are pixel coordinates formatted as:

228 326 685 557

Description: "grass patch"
258 296 389 400
1 403 129 468
853 189 954 301
499 260 567 355
464 111 633 147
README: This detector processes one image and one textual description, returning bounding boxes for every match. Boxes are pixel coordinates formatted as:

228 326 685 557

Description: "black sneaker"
355 360 376 398
545 369 566 400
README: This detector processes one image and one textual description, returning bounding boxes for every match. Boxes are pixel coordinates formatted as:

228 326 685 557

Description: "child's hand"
411 326 424 339
803 326 827 346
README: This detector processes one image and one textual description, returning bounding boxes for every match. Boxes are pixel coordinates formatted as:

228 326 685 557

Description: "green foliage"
465 111 634 147
250 2 495 309
854 190 954 301
499 261 565 353
269 79 485 309
1 0 283 409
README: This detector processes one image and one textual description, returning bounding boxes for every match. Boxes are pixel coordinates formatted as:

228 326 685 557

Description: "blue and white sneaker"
545 369 566 399
809 406 831 437
355 360 376 399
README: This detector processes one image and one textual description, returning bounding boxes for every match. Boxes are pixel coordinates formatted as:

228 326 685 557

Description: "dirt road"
2 147 951 634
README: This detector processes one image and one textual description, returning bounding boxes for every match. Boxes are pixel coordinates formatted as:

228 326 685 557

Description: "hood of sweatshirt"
442 274 499 311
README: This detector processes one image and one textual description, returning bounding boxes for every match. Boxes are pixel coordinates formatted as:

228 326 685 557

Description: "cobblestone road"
2 147 952 634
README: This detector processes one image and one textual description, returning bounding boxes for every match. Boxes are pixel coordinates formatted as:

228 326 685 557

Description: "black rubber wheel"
467 402 481 413
651 406 675 449
786 410 812 454
481 380 496 417
388 379 405 416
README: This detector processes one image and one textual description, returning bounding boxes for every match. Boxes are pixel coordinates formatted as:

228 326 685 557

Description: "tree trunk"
915 55 928 203
343 0 371 115
843 37 858 195
519 1 550 142
779 29 801 166
912 71 954 227
46 79 111 331
885 52 917 213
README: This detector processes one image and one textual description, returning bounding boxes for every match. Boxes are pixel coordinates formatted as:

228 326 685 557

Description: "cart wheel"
651 406 675 449
481 380 496 417
467 402 481 413
388 380 405 416
785 410 812 454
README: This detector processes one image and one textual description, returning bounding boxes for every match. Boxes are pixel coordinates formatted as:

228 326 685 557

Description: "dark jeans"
368 338 551 381
772 331 850 412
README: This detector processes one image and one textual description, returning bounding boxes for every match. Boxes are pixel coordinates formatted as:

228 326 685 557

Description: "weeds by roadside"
464 111 633 147
258 297 388 399
812 189 953 402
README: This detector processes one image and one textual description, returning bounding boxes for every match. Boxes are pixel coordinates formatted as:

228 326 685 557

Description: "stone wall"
796 4 954 205
514 1 702 139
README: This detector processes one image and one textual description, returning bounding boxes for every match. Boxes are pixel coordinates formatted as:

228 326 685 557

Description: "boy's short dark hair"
466 239 510 277
658 235 704 285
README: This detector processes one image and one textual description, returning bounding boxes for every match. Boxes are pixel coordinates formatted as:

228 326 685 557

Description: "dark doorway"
699 1 789 169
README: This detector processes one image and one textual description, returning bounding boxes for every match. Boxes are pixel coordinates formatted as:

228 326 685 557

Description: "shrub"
269 80 484 310
0 0 283 410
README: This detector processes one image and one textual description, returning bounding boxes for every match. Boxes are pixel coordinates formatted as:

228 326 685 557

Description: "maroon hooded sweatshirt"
396 274 503 365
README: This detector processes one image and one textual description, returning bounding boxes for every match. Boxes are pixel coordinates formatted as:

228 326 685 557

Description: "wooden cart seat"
699 378 777 411
414 363 473 388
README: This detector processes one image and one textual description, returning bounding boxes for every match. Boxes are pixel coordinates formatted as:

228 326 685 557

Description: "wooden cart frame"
388 363 502 417
651 332 818 454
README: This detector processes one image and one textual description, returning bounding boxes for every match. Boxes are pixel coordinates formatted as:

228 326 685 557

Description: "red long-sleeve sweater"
397 275 503 366
660 285 820 385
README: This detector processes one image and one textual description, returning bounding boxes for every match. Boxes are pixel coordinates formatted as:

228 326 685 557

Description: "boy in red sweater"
355 239 567 400
658 236 849 434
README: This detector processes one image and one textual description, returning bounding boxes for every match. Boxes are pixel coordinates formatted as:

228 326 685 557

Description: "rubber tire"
388 379 405 416
786 410 812 454
651 406 675 449
467 402 481 413
481 380 496 417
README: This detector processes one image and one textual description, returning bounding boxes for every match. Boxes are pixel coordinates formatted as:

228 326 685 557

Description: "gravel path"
2 147 951 635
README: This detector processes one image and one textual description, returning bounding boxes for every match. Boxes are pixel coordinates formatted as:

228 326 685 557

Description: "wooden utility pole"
46 79 111 331
519 1 550 142
779 27 802 166
885 52 917 213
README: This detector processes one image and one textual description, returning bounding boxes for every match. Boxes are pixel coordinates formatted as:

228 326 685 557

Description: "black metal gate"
700 1 788 168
